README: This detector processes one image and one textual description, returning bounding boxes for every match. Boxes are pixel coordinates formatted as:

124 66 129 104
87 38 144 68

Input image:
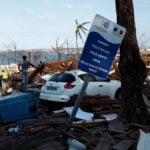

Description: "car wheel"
115 88 121 100
0 117 3 125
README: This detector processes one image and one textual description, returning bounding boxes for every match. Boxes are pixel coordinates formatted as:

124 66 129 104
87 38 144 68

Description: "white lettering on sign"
92 44 99 50
99 47 110 54
92 58 101 64
91 44 109 55
97 54 107 60
89 67 97 73
97 40 109 47
80 60 108 73
90 50 97 56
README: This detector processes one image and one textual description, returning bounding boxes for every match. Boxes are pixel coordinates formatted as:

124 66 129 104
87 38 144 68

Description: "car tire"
115 88 121 100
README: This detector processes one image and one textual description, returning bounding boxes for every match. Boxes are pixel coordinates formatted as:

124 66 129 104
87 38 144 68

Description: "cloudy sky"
0 0 149 50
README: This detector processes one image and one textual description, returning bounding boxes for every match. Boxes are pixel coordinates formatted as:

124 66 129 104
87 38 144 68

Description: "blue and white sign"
77 14 126 79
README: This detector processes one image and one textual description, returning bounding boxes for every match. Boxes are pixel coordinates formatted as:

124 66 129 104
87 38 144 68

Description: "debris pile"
0 57 150 149
0 94 149 149
0 108 145 150
43 57 78 74
68 95 121 115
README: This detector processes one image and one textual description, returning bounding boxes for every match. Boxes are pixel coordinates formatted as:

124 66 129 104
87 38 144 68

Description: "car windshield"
49 73 75 83
49 73 60 81
78 74 110 82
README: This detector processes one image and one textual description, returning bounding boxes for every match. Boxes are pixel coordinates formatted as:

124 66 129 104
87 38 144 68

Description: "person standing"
1 70 8 81
38 61 45 75
18 55 36 89
0 75 2 91
0 70 9 95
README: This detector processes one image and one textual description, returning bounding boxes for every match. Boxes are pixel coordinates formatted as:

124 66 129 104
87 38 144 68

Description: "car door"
86 81 100 95
86 77 111 96
79 74 100 95
97 78 111 97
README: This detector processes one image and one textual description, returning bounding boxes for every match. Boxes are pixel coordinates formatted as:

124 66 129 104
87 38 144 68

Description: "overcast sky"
0 0 149 50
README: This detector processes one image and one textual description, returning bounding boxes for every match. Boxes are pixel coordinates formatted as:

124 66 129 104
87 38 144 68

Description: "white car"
40 70 121 103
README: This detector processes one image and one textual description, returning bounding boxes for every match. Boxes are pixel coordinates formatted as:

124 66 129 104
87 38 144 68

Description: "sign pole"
66 74 90 129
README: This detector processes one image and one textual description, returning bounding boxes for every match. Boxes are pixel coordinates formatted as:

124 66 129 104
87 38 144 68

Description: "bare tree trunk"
116 0 150 124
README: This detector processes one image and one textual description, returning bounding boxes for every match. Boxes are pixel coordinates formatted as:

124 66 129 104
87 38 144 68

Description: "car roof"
64 69 86 75
64 70 105 79
57 70 110 81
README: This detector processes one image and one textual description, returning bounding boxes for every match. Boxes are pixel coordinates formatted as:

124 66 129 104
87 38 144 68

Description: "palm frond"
75 19 78 25
80 27 88 34
81 22 90 26
78 32 84 42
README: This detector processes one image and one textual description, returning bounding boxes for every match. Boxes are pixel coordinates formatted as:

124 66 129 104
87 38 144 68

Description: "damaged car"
40 70 121 103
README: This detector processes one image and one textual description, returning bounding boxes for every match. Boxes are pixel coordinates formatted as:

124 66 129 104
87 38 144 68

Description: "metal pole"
66 74 90 129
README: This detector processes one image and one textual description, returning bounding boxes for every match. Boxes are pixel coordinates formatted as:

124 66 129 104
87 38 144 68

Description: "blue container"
0 91 39 124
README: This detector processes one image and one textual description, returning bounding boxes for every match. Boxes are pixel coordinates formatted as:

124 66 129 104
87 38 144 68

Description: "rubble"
0 58 150 149
0 93 149 149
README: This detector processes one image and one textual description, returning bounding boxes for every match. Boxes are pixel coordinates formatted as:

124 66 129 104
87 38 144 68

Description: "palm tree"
75 19 90 59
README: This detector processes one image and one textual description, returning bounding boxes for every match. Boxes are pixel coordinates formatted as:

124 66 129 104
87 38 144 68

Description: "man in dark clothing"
18 55 36 88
